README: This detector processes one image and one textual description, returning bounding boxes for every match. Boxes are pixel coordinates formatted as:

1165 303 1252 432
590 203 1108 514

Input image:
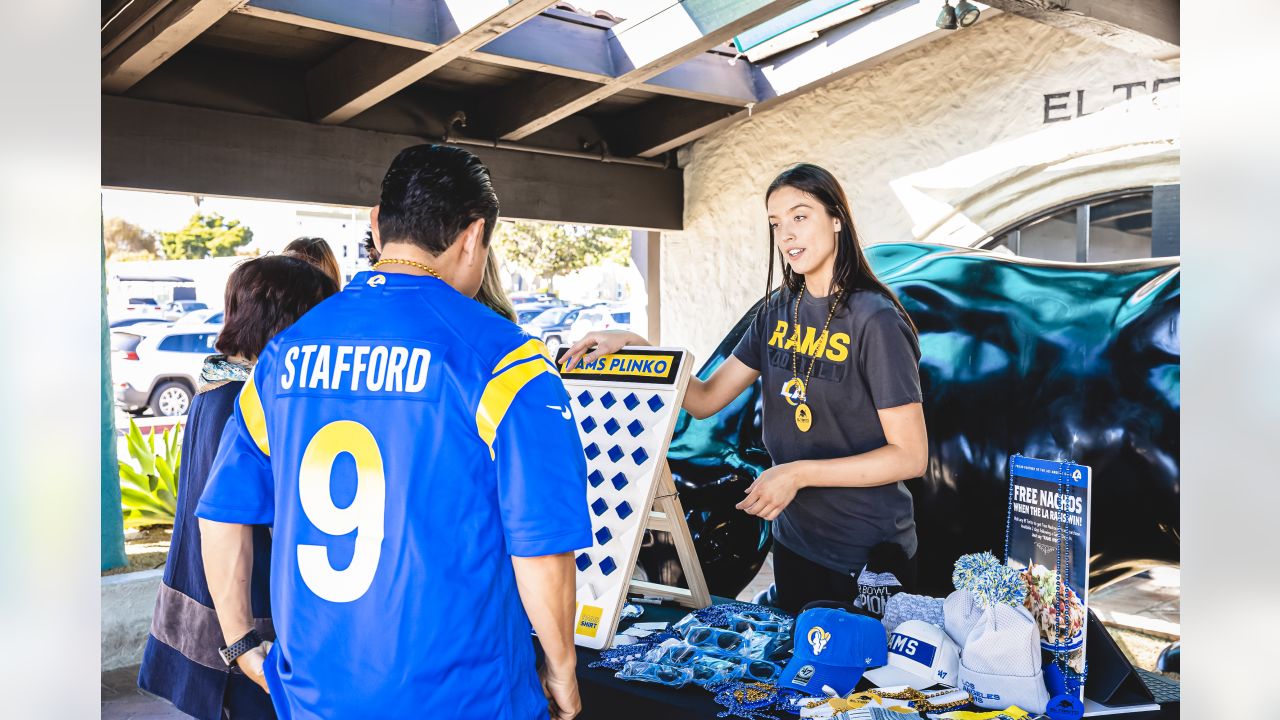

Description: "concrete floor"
102 666 185 720
103 556 1176 719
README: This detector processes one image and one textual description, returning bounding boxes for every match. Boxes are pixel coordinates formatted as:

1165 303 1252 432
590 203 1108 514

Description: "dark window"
158 334 216 353
128 297 158 305
983 186 1177 262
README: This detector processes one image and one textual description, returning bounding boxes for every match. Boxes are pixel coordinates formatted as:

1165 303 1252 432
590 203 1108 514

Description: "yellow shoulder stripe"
238 373 270 457
493 338 555 376
476 359 553 460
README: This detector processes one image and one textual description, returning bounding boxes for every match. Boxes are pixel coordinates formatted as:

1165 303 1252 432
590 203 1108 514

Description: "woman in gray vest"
564 163 927 614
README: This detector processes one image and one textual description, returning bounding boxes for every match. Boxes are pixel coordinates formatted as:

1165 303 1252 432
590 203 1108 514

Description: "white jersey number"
296 420 386 602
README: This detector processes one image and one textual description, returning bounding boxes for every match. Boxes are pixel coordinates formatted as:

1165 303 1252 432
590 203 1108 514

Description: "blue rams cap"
779 608 889 695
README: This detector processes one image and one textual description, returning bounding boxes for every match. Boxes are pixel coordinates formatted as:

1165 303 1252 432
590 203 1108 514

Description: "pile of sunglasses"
614 606 794 689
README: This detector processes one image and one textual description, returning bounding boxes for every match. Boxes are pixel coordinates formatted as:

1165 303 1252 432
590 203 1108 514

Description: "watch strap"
218 629 264 667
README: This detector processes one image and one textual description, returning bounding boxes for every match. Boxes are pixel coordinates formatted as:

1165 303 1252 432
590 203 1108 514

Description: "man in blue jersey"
198 145 591 720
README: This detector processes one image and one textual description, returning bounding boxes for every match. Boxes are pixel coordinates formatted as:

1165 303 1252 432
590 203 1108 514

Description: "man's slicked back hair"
377 144 500 254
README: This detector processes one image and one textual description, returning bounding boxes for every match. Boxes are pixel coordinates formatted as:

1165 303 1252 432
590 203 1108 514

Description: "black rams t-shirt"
732 287 922 575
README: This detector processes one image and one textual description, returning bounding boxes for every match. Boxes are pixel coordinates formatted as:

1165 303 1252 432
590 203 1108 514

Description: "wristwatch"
218 629 264 667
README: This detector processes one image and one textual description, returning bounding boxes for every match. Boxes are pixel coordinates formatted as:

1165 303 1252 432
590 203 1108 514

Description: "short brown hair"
216 255 338 360
282 236 342 286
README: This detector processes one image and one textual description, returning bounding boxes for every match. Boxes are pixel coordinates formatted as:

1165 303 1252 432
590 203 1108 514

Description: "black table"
545 599 1179 720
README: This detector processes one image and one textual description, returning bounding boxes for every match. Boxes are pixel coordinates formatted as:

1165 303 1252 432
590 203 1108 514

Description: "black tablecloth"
539 598 1180 720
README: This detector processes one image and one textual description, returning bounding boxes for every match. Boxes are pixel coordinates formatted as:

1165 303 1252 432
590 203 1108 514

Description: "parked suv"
569 305 633 340
520 303 634 354
521 305 584 354
111 323 222 417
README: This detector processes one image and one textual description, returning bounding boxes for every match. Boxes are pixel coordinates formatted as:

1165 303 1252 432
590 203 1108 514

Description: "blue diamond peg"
603 418 620 435
623 393 640 410
627 419 645 437
591 498 608 516
588 469 605 488
611 472 628 490
599 556 617 576
616 501 633 520
577 390 594 407
647 394 665 412
595 526 613 545
601 392 617 409
584 442 600 460
575 553 592 571
580 416 597 433
632 447 650 465
607 445 625 463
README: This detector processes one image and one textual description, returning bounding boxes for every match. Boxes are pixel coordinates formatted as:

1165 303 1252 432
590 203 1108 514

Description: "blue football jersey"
196 271 592 720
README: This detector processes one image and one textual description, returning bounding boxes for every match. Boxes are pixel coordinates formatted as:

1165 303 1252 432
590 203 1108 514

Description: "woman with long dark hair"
564 163 927 614
138 255 338 719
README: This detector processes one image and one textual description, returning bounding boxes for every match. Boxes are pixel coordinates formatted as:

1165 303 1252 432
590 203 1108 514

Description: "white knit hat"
943 590 982 647
956 604 1050 713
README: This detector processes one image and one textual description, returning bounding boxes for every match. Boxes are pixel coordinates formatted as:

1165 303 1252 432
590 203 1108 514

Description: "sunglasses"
686 627 748 652
617 661 694 688
731 618 790 635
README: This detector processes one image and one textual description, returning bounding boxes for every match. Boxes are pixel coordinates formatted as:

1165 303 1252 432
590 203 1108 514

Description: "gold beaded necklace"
780 282 842 433
372 258 442 280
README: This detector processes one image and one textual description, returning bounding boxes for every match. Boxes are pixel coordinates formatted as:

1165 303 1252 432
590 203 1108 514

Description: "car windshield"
516 307 547 324
128 297 158 305
529 308 568 326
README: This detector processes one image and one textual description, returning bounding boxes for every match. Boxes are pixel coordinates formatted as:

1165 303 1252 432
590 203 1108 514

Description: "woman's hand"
562 330 649 371
735 463 803 521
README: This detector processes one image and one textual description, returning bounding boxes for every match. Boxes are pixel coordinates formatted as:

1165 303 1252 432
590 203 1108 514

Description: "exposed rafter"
607 0 992 158
239 0 760 106
102 0 246 93
305 0 558 125
490 0 809 141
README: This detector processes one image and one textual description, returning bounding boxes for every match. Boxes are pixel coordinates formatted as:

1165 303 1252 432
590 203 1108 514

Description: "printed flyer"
1005 455 1092 674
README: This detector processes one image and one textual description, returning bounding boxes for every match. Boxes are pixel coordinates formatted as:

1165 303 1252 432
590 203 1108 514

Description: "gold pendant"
795 403 812 433
781 378 806 406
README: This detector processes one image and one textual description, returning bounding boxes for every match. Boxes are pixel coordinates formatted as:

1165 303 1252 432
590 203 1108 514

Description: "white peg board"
557 347 692 650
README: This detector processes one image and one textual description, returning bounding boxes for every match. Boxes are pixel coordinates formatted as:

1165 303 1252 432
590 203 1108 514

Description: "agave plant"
119 418 183 528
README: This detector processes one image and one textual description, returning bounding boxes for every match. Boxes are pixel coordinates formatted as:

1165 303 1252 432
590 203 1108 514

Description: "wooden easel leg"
641 463 712 609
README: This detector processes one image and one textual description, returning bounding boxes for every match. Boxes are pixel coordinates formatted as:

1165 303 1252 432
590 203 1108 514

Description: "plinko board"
557 347 693 650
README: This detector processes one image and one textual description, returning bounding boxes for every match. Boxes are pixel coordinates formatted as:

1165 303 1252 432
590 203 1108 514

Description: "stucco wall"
664 13 1179 360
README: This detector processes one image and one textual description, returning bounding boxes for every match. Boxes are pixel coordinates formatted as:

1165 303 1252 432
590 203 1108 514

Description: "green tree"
492 221 631 289
160 212 254 259
103 216 158 260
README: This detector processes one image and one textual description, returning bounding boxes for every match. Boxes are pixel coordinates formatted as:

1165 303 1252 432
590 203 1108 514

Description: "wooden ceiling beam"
304 0 558 125
102 0 245 93
490 0 808 141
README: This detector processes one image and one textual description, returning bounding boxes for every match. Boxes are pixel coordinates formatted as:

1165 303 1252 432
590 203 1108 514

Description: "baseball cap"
778 608 888 696
864 620 960 690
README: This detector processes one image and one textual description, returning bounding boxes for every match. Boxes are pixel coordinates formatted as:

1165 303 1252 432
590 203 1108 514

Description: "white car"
111 323 222 417
568 305 635 342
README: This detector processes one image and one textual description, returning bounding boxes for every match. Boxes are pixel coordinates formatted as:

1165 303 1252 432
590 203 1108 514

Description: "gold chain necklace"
372 258 442 280
780 282 842 433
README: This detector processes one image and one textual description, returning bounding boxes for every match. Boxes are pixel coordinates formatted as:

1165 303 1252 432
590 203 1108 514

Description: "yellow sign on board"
576 605 604 638
561 353 675 378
